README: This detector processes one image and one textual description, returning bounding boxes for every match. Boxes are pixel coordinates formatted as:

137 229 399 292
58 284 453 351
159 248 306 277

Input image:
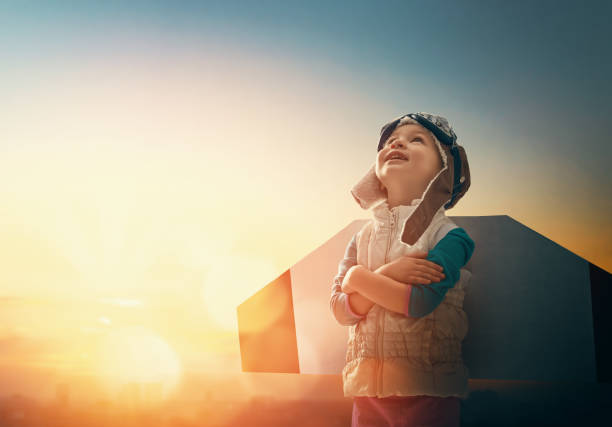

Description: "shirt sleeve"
329 233 367 326
405 227 475 318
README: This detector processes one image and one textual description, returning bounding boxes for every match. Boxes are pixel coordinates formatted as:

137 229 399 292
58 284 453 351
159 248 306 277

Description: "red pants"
351 395 460 427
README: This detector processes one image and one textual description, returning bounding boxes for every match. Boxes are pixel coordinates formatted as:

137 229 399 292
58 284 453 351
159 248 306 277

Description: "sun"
200 253 279 331
93 325 182 406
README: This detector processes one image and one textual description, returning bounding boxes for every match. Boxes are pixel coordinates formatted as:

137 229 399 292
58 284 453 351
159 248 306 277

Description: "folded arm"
329 233 373 326
408 227 474 317
344 227 475 318
330 227 475 323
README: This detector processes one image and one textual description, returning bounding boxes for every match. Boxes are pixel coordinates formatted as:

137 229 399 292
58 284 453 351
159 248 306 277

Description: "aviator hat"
350 112 471 245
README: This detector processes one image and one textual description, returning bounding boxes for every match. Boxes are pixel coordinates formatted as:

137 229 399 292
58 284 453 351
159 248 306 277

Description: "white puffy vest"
342 202 472 399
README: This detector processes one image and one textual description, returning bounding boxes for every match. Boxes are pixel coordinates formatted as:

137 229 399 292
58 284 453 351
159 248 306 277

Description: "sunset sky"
1 0 610 403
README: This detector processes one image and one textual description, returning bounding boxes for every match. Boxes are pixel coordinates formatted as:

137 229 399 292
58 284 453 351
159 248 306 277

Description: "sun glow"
93 325 182 405
201 253 280 331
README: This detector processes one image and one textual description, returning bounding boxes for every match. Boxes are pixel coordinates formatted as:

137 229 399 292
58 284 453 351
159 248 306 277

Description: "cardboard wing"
236 215 611 383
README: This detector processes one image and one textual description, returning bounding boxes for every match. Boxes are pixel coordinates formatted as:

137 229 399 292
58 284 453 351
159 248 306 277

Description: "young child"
329 112 475 427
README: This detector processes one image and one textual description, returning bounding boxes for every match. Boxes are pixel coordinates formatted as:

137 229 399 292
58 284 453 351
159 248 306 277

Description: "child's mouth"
385 151 410 163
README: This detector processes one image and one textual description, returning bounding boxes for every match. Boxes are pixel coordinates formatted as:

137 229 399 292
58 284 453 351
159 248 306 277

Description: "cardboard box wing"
237 215 611 383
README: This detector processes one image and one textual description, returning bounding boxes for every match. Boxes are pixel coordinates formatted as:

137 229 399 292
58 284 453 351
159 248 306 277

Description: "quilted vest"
342 204 472 399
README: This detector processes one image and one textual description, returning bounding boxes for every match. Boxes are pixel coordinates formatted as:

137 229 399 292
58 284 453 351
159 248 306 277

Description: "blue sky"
1 0 610 283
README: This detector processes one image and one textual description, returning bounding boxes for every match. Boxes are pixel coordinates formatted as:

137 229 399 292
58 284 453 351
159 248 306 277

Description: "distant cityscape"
0 381 353 427
0 376 608 426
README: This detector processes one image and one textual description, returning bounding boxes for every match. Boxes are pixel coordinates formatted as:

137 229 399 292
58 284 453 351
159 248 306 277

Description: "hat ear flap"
399 145 454 245
350 164 387 209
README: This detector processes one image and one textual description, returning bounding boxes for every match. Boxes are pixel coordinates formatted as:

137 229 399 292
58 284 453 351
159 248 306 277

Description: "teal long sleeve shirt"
330 227 475 324
408 227 475 317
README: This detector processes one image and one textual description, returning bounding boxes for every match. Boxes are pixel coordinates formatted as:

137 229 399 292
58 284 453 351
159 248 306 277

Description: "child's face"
375 123 443 193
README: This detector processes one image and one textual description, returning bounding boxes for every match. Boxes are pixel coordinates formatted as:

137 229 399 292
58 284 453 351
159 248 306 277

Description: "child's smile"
374 123 444 208
385 150 410 163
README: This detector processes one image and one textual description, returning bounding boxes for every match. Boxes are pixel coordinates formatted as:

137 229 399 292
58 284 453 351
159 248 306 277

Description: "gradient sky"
0 0 610 399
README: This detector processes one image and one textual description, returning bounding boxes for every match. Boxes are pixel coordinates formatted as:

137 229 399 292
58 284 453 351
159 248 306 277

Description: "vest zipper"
375 209 397 395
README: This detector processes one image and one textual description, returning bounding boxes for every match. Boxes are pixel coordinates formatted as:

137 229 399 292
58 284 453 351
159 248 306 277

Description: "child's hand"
378 251 445 285
341 278 356 294
341 265 361 294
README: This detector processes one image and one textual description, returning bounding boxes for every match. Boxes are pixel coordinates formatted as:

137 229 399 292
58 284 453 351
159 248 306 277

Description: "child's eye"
386 137 423 146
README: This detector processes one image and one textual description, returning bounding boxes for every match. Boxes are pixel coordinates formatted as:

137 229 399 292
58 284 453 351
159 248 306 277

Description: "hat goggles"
377 112 457 152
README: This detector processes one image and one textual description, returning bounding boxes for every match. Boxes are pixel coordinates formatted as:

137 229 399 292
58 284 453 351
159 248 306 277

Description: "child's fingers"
416 259 444 272
414 268 445 282
342 285 355 294
416 264 445 278
402 255 443 272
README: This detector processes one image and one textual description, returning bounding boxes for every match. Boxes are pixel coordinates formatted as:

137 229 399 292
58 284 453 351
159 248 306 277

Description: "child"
329 112 475 427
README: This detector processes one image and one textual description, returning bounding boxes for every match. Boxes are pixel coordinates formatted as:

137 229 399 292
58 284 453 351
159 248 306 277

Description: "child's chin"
383 165 412 177
385 161 411 170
